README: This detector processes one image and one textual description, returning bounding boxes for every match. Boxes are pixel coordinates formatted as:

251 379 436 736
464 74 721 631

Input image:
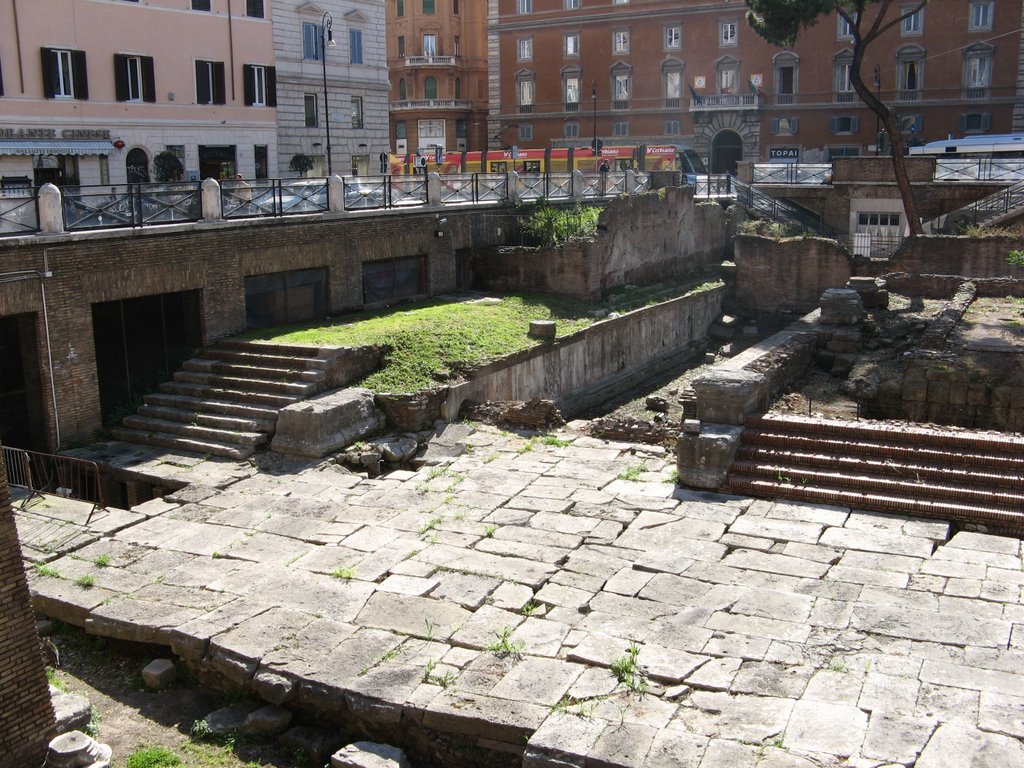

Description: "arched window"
424 76 437 99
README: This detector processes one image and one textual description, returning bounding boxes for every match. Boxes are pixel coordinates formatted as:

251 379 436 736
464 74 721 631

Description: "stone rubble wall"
0 440 57 766
881 272 1024 299
473 189 726 300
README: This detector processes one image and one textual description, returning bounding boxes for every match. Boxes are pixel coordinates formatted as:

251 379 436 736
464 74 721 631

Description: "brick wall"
874 235 1024 279
0 210 489 449
0 440 57 765
733 235 853 321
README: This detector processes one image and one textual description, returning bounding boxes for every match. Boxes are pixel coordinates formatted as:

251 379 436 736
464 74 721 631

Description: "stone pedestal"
819 288 865 325
271 388 385 457
692 369 766 425
676 423 745 490
528 320 557 340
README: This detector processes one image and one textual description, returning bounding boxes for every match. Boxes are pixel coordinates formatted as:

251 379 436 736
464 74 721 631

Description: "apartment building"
272 0 389 176
386 0 489 154
0 0 279 187
488 0 1022 172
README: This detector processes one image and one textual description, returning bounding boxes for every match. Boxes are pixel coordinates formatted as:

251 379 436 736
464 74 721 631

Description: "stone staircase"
727 413 1024 535
111 340 336 460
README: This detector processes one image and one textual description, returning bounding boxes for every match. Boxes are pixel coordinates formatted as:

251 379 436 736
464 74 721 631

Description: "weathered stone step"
731 462 1024 511
742 430 1024 471
182 358 325 383
159 381 300 408
121 416 267 448
214 339 326 358
136 404 275 434
173 370 317 397
749 414 1024 456
734 446 1024 490
199 348 331 371
727 477 1024 534
108 427 255 460
143 392 280 422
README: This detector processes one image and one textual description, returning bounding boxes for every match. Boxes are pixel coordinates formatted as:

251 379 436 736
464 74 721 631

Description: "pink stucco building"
0 0 279 187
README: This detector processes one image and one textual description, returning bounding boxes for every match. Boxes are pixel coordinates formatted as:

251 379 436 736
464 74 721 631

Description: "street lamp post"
321 11 336 175
591 80 598 156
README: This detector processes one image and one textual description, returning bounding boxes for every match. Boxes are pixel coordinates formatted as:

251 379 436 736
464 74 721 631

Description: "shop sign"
0 127 112 140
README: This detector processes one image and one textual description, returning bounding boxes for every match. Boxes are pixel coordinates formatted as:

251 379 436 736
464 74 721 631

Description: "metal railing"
848 232 906 259
2 445 106 523
64 182 202 231
692 174 735 197
439 173 508 204
939 179 1024 229
221 179 329 219
752 164 832 185
690 93 762 110
732 176 839 238
934 158 1024 182
0 191 40 237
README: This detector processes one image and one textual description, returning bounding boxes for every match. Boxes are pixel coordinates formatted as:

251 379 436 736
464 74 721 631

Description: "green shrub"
737 218 804 239
519 202 601 247
126 746 182 768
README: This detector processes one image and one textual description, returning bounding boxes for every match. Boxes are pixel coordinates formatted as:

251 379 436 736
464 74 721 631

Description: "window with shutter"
350 30 363 64
42 48 86 99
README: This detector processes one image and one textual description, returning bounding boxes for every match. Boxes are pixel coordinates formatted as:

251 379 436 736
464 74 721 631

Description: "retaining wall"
441 285 726 424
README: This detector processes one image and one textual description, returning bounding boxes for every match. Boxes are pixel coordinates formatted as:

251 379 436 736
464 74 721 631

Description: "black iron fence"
63 182 202 231
2 445 106 523
0 191 40 237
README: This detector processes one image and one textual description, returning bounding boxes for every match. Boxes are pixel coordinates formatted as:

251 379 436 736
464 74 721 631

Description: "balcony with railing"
401 55 458 67
389 99 474 111
897 89 921 102
689 92 762 111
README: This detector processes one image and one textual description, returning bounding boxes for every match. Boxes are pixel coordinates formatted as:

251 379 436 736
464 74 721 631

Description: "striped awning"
0 139 114 156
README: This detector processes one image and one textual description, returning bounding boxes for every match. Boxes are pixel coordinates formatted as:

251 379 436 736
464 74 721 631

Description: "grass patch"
330 567 356 580
74 574 96 588
239 294 594 393
126 746 183 768
93 554 112 567
33 563 61 578
617 462 648 481
538 434 572 448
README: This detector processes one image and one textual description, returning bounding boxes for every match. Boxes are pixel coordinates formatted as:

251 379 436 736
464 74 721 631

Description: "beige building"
0 0 278 187
272 0 390 177
386 0 489 155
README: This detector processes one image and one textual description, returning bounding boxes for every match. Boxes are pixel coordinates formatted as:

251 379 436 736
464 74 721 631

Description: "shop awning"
0 139 114 157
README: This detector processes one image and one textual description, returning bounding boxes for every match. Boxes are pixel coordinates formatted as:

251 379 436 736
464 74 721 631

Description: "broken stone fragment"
45 731 112 768
331 741 410 768
141 658 177 689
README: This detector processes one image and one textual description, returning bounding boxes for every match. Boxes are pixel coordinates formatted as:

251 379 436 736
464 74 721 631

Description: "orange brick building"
487 0 1023 171
386 0 490 154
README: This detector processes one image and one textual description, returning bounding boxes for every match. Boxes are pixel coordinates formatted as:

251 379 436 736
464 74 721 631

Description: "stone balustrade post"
427 172 443 206
328 174 345 212
201 178 222 220
507 171 521 203
572 170 586 200
625 169 637 196
37 184 64 234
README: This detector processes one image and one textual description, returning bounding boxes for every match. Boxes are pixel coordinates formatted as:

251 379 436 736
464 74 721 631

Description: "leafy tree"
745 0 926 235
289 153 315 177
1009 250 1024 267
152 151 183 182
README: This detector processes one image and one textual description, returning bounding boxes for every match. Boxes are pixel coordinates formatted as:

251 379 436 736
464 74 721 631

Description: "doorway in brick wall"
91 291 202 423
0 314 47 450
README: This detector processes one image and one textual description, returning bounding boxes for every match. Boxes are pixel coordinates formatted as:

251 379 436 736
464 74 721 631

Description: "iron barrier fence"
848 233 906 259
0 190 40 237
951 179 1024 227
221 179 330 219
1 445 106 523
439 173 509 204
692 175 735 197
934 158 1024 182
752 164 833 185
64 182 203 231
732 177 839 238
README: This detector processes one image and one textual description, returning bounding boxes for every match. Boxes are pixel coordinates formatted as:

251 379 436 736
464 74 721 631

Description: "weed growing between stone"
486 626 525 659
610 642 648 697
126 746 183 768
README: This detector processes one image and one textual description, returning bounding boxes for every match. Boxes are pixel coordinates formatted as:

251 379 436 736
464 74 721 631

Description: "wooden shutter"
71 49 88 99
243 64 255 106
142 56 156 102
212 61 225 104
41 48 57 98
195 60 210 104
266 66 276 107
850 116 859 132
114 54 129 101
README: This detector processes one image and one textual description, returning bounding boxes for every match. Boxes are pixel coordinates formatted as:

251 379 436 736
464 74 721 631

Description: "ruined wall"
868 350 1024 432
0 209 506 449
473 189 726 300
0 441 57 765
883 273 1024 299
874 236 1024 279
444 285 725 420
733 235 853 321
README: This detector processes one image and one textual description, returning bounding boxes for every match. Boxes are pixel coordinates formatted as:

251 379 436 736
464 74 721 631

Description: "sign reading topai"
0 127 112 140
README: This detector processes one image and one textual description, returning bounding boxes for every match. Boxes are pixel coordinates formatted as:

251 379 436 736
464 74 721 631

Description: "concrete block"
675 423 744 490
331 741 409 768
528 320 557 340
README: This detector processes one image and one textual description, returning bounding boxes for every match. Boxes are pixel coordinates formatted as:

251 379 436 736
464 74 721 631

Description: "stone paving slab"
22 425 1024 768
